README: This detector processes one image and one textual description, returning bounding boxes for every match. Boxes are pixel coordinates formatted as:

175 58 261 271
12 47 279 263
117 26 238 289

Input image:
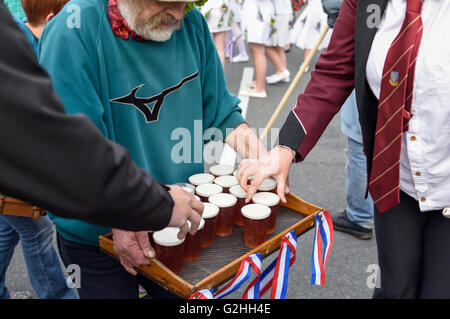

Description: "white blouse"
366 0 450 212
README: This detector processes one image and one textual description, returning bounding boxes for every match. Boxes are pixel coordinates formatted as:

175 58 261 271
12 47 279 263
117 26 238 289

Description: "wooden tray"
99 192 322 298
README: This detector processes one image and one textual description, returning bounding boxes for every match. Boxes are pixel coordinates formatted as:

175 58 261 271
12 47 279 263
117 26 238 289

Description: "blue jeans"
345 137 374 229
0 214 78 299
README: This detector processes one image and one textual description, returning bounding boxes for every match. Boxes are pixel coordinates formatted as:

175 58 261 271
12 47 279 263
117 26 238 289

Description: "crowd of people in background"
201 0 331 98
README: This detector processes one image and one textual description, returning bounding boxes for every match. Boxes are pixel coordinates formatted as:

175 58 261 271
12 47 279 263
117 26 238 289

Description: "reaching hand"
237 146 295 203
168 185 204 240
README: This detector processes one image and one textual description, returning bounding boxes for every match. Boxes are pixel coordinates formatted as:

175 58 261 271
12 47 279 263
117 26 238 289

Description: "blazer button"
443 207 450 218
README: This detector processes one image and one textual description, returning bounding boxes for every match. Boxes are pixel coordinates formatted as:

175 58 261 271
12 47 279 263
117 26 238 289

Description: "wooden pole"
260 25 330 141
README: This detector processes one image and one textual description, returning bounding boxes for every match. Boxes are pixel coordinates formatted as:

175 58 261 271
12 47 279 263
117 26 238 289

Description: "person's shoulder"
183 7 209 36
44 0 107 33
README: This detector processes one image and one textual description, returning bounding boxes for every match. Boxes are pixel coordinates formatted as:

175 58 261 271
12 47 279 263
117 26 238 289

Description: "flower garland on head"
185 0 209 14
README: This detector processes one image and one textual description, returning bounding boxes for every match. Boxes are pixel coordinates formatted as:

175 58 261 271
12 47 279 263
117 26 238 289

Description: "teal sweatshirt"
38 0 245 246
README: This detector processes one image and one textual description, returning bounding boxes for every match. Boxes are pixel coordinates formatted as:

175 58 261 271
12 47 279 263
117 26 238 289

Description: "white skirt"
267 14 292 47
289 0 331 50
241 0 274 45
200 0 233 33
228 0 243 23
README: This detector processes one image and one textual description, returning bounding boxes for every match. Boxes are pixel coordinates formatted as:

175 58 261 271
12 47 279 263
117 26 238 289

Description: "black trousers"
56 233 179 299
373 191 450 299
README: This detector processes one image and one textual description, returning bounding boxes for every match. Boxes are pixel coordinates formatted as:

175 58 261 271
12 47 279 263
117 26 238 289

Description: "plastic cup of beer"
229 184 247 226
209 164 234 178
188 173 215 186
257 177 277 193
174 182 195 195
152 227 185 274
183 219 205 262
209 193 237 236
201 203 220 247
241 204 271 248
252 192 280 235
195 183 223 202
214 175 238 193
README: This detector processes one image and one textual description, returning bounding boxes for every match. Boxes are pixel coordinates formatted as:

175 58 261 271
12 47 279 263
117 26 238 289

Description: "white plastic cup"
195 183 223 202
214 175 239 193
201 203 220 247
229 185 247 226
209 193 237 237
241 204 271 248
188 173 215 186
153 227 185 274
209 164 234 178
183 219 205 261
252 192 280 234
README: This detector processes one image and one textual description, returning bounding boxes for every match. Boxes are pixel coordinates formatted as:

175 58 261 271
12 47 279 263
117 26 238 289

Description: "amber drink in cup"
209 193 237 236
241 204 271 248
229 185 247 226
201 203 220 247
152 227 185 274
183 219 205 262
252 192 280 235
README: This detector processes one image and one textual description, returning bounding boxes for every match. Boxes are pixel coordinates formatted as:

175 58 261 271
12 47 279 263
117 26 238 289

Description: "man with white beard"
39 0 267 298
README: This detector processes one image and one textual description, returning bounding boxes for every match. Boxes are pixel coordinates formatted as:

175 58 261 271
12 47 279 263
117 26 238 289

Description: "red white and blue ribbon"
242 254 262 299
225 40 234 64
311 210 333 285
259 230 298 299
213 253 262 299
189 289 214 299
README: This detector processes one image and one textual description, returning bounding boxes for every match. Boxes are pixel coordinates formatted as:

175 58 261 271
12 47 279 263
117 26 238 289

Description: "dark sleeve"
0 4 173 232
279 0 356 162
321 0 344 28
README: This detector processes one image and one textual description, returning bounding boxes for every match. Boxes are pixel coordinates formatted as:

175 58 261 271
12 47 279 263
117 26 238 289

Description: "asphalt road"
5 42 378 299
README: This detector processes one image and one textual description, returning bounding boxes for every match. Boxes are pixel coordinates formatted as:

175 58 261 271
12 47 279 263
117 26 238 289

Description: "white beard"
117 0 182 42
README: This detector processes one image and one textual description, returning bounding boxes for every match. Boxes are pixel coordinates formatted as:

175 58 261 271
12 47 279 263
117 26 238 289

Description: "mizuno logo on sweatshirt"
110 71 199 123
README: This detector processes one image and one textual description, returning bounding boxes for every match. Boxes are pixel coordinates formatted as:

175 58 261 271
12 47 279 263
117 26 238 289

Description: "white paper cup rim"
214 175 239 188
153 227 185 246
209 193 237 208
209 164 234 176
229 185 247 198
257 177 277 191
241 204 271 220
187 218 205 231
252 192 280 206
188 173 215 186
196 183 223 197
202 202 220 218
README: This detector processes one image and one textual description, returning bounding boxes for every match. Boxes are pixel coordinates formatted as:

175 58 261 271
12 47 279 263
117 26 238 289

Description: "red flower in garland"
108 0 146 41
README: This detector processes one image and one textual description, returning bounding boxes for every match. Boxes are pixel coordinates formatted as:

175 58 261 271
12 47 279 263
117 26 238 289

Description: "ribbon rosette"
311 210 334 285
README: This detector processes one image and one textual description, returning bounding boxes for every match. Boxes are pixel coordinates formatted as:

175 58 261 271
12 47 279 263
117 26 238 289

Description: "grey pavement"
5 43 378 299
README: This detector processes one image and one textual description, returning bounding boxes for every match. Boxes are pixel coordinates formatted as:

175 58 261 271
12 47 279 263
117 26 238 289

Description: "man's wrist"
276 145 297 162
